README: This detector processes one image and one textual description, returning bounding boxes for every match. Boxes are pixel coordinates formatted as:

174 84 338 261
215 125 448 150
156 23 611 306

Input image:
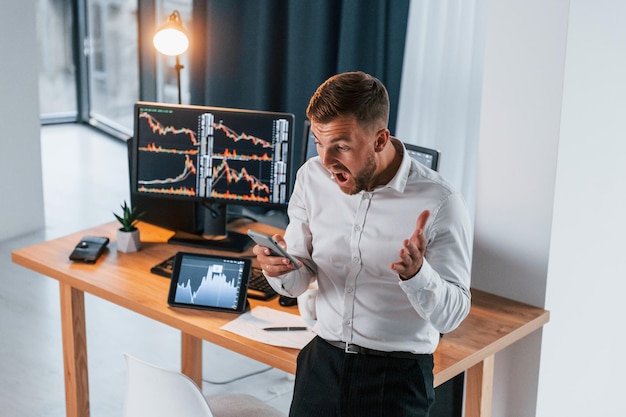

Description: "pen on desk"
263 326 309 332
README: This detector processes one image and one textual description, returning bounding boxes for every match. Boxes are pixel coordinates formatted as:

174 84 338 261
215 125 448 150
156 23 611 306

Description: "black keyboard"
150 255 176 278
150 255 277 300
247 267 278 300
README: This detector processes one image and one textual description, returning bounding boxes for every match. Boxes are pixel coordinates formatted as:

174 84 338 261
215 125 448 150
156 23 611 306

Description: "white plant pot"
117 228 141 253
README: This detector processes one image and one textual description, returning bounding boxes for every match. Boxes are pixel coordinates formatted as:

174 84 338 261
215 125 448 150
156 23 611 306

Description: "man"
252 71 472 417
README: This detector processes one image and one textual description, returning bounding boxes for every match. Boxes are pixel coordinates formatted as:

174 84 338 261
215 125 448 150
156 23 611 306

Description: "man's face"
311 116 382 195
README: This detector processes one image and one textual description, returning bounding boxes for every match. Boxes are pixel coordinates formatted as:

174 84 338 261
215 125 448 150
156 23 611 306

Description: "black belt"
323 339 428 360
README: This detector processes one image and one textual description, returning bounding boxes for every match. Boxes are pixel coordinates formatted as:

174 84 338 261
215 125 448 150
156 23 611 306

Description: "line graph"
135 106 290 204
141 142 198 155
213 120 273 149
174 259 243 309
211 160 271 202
138 185 196 196
139 111 199 145
138 155 196 186
214 148 272 161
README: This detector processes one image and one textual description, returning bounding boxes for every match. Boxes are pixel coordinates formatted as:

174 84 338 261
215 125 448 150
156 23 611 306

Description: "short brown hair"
306 71 390 128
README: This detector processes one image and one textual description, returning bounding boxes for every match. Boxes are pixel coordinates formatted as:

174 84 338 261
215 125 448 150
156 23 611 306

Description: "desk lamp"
153 10 189 104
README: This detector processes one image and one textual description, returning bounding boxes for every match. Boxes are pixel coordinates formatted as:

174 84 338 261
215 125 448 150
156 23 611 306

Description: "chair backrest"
123 353 214 417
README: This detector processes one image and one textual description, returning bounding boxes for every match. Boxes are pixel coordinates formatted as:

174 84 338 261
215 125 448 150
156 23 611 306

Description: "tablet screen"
167 252 251 313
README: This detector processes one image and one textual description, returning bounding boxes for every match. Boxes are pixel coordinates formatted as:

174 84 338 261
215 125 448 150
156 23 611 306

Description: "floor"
0 124 294 417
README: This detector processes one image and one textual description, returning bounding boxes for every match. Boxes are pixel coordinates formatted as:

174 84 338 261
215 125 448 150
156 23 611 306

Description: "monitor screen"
301 120 440 172
132 102 295 251
404 143 440 172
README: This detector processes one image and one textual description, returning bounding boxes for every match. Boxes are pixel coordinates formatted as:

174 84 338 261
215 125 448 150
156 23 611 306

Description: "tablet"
167 252 251 313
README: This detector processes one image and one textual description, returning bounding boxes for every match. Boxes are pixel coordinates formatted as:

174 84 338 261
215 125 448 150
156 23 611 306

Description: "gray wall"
0 2 45 240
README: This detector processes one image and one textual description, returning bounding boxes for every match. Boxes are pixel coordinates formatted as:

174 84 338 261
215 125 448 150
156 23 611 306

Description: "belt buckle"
344 343 359 354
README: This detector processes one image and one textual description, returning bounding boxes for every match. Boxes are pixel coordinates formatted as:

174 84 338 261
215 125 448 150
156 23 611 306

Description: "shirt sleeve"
399 191 473 334
264 165 317 297
265 268 314 298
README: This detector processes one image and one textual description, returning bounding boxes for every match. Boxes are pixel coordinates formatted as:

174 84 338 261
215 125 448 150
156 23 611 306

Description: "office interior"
1 1 625 417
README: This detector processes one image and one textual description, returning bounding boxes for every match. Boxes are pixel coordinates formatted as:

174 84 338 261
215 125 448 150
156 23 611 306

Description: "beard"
336 149 377 195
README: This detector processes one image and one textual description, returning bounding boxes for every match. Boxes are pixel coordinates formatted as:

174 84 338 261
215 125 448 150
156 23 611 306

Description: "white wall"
537 1 626 415
473 1 569 416
0 2 45 240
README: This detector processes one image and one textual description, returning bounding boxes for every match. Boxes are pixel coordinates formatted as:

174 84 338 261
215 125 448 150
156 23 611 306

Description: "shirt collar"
379 137 411 193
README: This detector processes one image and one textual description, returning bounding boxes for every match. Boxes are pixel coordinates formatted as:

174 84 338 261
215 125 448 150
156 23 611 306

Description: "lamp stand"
175 55 184 104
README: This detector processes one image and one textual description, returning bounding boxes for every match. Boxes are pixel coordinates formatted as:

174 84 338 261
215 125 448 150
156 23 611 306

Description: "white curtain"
395 0 487 219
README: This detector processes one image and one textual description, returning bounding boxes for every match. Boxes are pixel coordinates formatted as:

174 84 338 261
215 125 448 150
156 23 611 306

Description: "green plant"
113 200 145 232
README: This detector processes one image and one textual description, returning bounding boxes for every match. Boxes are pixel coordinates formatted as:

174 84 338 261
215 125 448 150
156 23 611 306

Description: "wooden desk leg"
464 355 495 417
59 283 90 417
181 333 203 388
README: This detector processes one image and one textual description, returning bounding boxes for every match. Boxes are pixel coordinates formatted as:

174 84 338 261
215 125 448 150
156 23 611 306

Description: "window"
86 0 139 136
38 0 140 138
37 0 77 122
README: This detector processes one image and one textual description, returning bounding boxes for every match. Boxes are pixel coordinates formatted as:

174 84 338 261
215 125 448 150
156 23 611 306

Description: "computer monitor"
301 120 440 171
302 120 317 161
131 101 295 252
404 143 440 172
128 139 200 235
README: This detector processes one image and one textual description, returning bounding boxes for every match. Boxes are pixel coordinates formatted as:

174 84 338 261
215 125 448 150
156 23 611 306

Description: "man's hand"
251 234 299 277
390 210 430 280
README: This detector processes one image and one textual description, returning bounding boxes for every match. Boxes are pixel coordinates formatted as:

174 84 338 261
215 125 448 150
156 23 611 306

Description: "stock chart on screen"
135 104 292 206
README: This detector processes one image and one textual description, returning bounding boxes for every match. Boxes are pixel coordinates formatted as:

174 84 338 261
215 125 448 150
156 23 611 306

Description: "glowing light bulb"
153 11 189 56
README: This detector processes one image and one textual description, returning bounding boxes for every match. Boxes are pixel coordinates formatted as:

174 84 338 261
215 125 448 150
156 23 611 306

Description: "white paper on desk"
221 306 316 349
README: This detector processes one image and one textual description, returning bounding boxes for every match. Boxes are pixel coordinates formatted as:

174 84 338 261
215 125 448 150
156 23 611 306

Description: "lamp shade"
153 11 189 56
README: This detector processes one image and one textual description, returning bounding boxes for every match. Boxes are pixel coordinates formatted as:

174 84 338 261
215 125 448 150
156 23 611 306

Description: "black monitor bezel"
132 101 295 210
403 142 440 172
301 119 316 162
167 252 251 314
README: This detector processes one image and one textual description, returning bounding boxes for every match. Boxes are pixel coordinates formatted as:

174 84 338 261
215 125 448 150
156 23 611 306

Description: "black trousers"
289 336 435 417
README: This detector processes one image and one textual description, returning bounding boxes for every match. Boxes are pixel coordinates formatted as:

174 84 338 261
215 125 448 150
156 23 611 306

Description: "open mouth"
332 171 350 185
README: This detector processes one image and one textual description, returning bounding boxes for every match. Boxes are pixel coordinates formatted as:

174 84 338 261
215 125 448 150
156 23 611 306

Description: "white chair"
123 353 287 417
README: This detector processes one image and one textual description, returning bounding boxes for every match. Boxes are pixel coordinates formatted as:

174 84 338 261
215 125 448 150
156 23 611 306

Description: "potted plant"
114 200 145 253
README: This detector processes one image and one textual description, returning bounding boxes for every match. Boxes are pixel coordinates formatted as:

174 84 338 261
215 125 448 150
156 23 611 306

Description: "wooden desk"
12 221 549 417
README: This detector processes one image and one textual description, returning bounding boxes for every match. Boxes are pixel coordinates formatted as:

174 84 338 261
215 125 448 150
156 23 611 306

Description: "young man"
253 71 472 417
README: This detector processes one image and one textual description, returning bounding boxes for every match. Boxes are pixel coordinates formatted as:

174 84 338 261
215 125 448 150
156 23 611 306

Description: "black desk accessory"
69 236 109 263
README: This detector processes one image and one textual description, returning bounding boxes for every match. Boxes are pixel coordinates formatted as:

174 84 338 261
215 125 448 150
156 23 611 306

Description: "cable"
202 366 273 385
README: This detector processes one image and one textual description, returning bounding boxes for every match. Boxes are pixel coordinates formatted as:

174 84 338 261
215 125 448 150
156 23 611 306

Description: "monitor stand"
167 203 253 252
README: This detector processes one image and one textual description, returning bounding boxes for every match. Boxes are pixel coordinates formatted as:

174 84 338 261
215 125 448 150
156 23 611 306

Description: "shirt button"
352 257 359 264
363 193 371 200
345 320 351 326
346 287 353 293
354 225 361 232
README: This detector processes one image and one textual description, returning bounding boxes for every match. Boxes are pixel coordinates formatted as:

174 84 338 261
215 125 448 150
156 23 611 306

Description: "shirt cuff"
264 270 307 297
398 259 438 316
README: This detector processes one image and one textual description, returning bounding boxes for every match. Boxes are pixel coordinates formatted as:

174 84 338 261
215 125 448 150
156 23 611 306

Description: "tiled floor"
0 124 293 417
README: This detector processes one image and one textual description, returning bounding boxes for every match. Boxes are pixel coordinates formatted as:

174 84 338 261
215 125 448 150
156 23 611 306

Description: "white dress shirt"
266 139 472 354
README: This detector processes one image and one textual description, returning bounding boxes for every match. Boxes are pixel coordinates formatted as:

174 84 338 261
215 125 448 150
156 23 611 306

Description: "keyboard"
247 267 278 300
150 255 175 278
150 255 277 300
